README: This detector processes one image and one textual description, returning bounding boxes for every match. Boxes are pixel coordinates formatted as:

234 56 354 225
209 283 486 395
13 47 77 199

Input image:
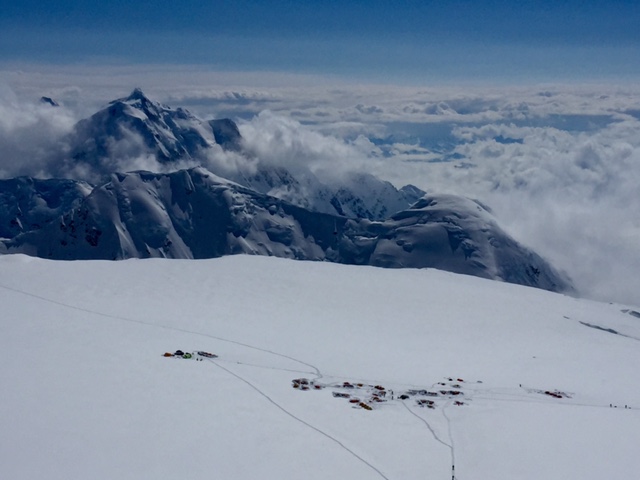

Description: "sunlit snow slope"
1 255 639 480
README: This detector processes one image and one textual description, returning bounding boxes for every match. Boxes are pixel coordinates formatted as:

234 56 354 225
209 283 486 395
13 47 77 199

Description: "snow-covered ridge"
337 194 571 292
1 167 571 293
1 167 327 260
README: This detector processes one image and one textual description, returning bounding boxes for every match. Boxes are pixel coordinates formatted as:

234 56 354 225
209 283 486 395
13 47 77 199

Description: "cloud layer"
0 86 76 178
415 118 640 304
0 66 638 305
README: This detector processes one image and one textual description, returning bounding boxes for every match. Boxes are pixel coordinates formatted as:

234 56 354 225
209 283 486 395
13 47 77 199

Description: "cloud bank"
0 87 76 178
0 68 638 305
413 118 640 305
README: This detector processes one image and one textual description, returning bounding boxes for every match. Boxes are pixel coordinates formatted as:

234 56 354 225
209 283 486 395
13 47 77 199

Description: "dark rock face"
209 118 242 151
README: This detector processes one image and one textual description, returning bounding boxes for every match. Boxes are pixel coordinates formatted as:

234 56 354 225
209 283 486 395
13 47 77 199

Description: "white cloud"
397 116 640 305
0 87 77 178
238 110 372 176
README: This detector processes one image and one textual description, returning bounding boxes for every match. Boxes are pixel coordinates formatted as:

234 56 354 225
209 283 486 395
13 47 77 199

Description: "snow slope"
337 194 571 292
1 254 638 480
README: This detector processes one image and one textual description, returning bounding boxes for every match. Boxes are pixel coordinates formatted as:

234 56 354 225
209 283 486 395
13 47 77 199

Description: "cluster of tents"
295 376 475 412
163 350 218 360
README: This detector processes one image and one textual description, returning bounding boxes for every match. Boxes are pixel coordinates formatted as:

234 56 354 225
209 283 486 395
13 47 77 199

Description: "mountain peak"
109 88 156 110
125 88 148 102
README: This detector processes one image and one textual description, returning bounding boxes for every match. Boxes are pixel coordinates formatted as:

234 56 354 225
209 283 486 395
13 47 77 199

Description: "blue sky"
1 0 640 83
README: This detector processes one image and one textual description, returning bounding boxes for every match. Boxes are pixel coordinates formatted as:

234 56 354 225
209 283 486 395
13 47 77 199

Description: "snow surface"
1 254 639 479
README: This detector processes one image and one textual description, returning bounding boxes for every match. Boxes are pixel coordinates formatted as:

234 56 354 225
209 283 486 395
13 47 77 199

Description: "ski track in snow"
401 401 456 478
442 401 458 479
0 281 320 375
207 358 391 480
215 358 315 376
0 281 390 479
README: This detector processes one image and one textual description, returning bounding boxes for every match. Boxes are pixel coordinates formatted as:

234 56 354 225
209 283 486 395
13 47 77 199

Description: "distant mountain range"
0 90 573 293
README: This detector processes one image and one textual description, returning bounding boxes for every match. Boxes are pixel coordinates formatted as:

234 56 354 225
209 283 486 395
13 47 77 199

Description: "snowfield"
1 254 639 479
